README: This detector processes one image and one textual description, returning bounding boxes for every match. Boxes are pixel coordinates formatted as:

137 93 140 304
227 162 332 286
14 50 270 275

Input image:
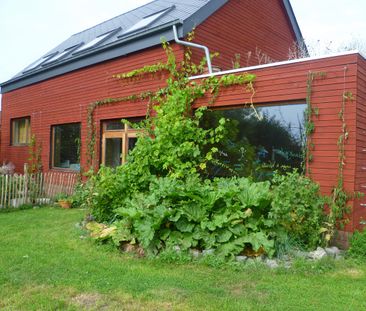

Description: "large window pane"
201 103 306 178
11 117 31 145
52 123 81 170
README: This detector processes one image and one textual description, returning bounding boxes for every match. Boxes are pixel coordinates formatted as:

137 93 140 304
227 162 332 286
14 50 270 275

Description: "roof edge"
189 50 360 80
181 0 229 36
282 0 308 55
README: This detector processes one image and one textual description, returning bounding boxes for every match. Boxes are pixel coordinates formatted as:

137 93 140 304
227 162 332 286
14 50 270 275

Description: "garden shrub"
112 175 275 258
83 169 328 258
348 229 366 260
270 170 327 250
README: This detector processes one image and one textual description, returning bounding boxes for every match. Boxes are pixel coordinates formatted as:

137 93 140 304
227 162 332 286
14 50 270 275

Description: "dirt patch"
70 291 182 311
335 268 365 279
71 293 109 310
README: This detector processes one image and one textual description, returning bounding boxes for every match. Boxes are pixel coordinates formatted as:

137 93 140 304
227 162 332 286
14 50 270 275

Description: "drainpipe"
172 24 213 75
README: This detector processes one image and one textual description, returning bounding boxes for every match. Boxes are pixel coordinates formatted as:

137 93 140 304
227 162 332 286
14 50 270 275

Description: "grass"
0 207 366 310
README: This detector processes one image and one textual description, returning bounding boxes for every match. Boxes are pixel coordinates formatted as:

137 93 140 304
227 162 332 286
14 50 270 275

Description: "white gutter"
188 50 361 80
172 24 213 74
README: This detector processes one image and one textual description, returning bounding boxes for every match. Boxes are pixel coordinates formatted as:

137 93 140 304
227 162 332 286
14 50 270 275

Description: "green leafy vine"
86 41 256 167
329 91 357 231
305 71 326 175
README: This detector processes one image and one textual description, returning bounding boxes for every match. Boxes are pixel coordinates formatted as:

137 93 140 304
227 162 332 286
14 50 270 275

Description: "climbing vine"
304 70 359 240
86 41 256 166
328 90 357 231
304 71 325 175
27 134 43 174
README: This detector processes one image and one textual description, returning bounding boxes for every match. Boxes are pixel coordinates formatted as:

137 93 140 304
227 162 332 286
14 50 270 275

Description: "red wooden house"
1 0 366 237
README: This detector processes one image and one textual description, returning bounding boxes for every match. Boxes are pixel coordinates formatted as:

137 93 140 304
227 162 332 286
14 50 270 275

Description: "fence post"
24 163 29 204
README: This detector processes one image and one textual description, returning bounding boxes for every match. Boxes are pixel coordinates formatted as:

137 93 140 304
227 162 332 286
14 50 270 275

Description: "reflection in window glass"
105 120 124 131
123 8 171 35
128 137 138 152
105 138 122 168
52 123 81 171
201 103 306 178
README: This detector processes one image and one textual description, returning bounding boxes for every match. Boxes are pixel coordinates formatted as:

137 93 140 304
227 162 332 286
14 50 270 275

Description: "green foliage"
112 175 274 258
28 134 43 174
270 170 327 250
348 229 366 260
85 170 328 258
113 62 169 79
86 41 255 167
81 41 337 261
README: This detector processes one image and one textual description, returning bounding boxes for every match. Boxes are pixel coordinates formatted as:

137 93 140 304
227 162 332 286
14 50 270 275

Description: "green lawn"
0 207 365 310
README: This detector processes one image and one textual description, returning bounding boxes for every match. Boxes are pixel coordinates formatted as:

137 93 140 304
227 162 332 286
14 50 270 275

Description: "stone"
265 259 279 269
189 249 201 258
235 255 248 262
292 250 308 259
325 246 341 258
202 249 214 256
308 247 327 260
283 261 292 269
173 245 181 252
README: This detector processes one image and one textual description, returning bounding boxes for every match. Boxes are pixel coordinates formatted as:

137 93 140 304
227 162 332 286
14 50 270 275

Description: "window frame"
101 119 142 167
11 116 31 146
50 122 81 171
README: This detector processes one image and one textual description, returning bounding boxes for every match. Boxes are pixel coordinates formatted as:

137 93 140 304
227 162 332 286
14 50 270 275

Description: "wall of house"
193 53 360 232
192 0 298 71
0 44 184 173
354 55 366 231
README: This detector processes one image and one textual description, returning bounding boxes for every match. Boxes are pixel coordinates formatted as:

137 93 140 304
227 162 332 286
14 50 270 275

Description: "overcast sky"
0 0 365 87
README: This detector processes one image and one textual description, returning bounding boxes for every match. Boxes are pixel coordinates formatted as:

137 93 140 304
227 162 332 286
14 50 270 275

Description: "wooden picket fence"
0 171 79 209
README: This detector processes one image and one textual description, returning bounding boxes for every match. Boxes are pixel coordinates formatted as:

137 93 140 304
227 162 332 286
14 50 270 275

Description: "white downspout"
172 24 213 75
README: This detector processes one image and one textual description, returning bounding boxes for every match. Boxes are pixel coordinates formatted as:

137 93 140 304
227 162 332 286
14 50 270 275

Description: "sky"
0 0 365 87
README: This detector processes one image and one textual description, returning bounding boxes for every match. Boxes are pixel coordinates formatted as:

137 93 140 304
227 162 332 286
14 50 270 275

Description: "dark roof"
1 0 303 93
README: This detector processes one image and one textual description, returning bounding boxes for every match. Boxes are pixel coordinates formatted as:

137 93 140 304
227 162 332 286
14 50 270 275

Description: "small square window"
11 117 31 145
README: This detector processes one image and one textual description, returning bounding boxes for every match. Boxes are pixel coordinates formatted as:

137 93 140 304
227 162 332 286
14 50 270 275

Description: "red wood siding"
0 44 184 173
192 0 297 70
354 55 366 231
192 53 359 231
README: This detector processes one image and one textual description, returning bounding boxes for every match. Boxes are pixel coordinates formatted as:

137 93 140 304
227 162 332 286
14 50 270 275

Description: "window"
73 28 121 54
101 118 142 168
42 45 80 65
200 103 306 178
122 7 173 35
11 117 31 145
51 123 81 170
23 54 56 72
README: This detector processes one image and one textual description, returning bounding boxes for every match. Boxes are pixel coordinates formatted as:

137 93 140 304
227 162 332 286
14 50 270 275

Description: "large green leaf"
175 217 195 233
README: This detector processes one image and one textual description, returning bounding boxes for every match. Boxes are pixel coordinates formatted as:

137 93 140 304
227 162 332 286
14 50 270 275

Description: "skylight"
123 7 172 35
42 45 79 65
23 54 55 72
73 28 121 54
76 33 111 52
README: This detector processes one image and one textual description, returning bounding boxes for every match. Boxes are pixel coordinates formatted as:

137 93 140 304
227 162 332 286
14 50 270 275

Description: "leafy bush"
82 170 328 258
270 170 327 250
112 175 275 258
348 230 366 260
